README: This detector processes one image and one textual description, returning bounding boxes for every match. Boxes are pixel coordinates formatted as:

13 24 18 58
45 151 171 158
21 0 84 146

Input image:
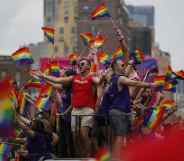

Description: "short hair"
78 58 91 67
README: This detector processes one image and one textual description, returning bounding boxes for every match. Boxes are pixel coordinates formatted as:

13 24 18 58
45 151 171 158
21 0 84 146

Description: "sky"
0 0 184 69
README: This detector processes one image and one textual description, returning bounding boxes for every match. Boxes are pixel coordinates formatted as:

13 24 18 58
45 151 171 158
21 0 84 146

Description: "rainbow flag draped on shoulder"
0 143 12 161
11 47 33 65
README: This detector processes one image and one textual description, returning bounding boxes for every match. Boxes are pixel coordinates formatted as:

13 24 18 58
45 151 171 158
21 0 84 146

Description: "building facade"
127 5 155 55
127 5 155 28
43 0 130 56
0 56 30 86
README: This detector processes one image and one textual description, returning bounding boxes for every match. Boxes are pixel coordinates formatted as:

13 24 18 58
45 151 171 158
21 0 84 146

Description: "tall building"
43 0 130 56
127 5 155 55
128 21 153 55
44 0 56 26
77 0 129 54
127 5 155 28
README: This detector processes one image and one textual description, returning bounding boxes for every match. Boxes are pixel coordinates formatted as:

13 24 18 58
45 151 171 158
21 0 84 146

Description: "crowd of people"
0 15 182 161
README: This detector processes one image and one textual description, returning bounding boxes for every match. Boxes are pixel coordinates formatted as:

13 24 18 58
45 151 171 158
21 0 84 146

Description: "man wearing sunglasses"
34 58 103 156
106 59 158 159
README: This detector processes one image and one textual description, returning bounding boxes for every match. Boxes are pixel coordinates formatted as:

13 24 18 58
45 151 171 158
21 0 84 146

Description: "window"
71 27 75 34
59 27 64 34
64 16 69 23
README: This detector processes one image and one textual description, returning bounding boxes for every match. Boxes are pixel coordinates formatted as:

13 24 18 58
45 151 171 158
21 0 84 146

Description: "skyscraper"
127 5 155 28
43 0 130 56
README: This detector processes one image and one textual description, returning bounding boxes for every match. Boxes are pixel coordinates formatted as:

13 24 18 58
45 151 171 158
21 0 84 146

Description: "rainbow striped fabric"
145 106 165 129
11 47 33 65
112 47 124 60
35 84 53 111
50 61 60 77
153 75 166 85
95 148 111 161
131 49 145 64
42 26 55 44
97 51 111 64
0 143 12 161
91 3 110 19
160 99 176 110
80 32 94 46
175 70 184 79
0 99 15 128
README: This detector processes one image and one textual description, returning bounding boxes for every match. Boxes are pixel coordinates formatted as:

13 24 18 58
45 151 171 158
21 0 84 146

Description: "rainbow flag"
164 82 177 93
112 47 124 60
68 52 78 64
160 99 176 110
0 99 15 128
175 70 184 79
146 107 165 129
95 148 111 161
89 34 105 49
35 84 53 111
0 143 12 161
42 26 55 44
11 47 33 65
153 75 165 84
50 62 60 77
24 78 43 89
132 49 145 64
165 65 175 79
80 32 94 46
97 51 111 64
91 3 110 20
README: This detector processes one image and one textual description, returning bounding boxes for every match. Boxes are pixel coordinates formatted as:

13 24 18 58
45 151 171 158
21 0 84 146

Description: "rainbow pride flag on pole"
89 34 105 49
11 47 33 65
131 49 145 64
97 51 111 64
50 61 60 77
42 26 55 44
35 84 53 111
91 3 110 20
80 32 94 46
145 106 165 129
112 47 124 60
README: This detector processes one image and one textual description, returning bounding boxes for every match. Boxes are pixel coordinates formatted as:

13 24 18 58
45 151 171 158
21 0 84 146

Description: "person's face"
115 60 126 74
78 60 90 73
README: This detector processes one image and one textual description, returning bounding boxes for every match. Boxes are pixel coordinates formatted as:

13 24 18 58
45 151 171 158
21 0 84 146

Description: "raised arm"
119 76 155 88
35 71 73 84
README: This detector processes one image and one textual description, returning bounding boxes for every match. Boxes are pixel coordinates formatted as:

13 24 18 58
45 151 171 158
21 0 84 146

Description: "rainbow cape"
80 32 94 46
97 51 111 64
42 26 55 44
91 3 110 19
11 47 33 65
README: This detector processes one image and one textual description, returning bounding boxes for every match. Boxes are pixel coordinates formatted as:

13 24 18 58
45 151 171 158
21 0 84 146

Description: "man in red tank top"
35 58 102 156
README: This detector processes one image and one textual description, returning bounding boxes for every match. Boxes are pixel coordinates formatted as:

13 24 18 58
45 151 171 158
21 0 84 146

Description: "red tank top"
72 74 96 109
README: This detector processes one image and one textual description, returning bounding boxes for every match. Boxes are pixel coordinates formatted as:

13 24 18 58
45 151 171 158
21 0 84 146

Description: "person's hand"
150 82 163 89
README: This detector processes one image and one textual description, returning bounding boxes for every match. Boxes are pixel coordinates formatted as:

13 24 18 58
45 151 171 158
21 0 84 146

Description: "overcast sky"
0 0 183 70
